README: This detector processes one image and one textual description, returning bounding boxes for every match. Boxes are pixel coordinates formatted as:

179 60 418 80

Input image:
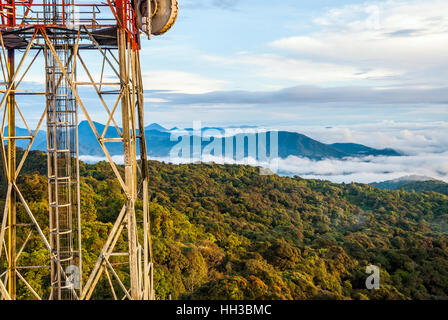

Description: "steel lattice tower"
0 0 178 300
44 1 81 300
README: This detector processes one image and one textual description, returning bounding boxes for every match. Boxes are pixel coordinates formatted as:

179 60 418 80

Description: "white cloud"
79 152 448 184
200 0 448 87
203 52 399 85
148 151 448 184
277 152 448 184
270 0 448 86
144 97 170 103
134 152 447 184
142 70 227 94
286 121 448 155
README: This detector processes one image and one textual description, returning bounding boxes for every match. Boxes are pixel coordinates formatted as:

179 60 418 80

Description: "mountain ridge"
6 121 402 160
371 176 448 195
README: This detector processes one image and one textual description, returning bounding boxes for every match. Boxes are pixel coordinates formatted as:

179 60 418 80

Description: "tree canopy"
1 151 448 300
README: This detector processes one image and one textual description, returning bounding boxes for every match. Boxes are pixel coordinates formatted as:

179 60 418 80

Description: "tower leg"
135 50 153 300
118 28 140 300
7 48 16 300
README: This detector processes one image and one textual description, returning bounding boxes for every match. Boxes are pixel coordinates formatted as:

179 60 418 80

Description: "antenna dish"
137 0 179 36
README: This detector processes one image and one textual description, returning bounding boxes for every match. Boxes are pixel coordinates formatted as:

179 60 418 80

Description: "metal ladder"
45 0 81 300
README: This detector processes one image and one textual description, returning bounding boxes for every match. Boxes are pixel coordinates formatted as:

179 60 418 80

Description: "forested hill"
1 151 448 300
372 179 448 196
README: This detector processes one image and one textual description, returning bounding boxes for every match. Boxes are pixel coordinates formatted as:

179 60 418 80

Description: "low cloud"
276 152 448 184
156 152 448 184
149 85 448 105
81 151 448 185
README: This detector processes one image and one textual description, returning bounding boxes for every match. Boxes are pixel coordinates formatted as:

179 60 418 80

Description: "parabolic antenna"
136 0 179 36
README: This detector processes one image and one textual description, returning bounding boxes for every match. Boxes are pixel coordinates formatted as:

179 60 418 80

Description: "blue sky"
138 0 448 133
130 0 448 183
9 0 448 182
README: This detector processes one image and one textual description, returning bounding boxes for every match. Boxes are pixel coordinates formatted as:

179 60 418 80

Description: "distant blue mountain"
7 121 402 160
330 143 400 157
4 126 47 151
182 125 259 132
145 123 169 132
371 176 448 195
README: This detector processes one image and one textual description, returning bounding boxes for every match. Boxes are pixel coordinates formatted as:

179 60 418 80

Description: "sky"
135 0 448 182
8 0 448 183
140 0 448 126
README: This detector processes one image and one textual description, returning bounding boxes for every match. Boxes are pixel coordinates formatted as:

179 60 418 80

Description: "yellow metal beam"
7 47 16 300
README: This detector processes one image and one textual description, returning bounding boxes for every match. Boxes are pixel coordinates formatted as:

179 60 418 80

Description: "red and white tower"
0 0 178 300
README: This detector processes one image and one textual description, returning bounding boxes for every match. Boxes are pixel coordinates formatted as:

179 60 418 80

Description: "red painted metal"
0 0 138 46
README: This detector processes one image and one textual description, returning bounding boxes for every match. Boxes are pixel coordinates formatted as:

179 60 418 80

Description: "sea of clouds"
81 152 448 184
276 152 448 184
80 121 448 184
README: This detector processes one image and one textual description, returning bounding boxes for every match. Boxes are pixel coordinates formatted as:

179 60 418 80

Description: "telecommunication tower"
0 0 178 300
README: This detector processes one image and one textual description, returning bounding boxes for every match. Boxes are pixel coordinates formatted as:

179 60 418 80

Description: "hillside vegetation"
372 179 448 196
1 150 448 300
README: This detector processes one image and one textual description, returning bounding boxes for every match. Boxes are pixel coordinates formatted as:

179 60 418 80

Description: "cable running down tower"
0 0 178 300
